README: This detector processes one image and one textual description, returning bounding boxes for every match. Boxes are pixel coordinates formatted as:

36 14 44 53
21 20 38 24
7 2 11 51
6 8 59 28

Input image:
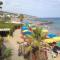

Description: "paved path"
11 29 60 60
54 54 60 60
5 29 60 60
5 29 25 60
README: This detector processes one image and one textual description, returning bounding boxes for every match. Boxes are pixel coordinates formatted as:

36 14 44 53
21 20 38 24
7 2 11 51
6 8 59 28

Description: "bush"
2 48 12 59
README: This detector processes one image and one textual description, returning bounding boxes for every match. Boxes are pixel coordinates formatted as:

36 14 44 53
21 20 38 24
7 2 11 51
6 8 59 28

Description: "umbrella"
42 29 48 33
23 32 32 35
53 37 60 41
22 26 32 35
56 42 60 47
47 33 57 38
44 38 58 43
23 31 32 35
21 26 28 30
22 30 29 32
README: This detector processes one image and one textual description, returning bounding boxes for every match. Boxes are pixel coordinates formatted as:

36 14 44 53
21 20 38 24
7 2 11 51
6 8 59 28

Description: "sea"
32 18 60 35
24 18 60 35
38 18 60 46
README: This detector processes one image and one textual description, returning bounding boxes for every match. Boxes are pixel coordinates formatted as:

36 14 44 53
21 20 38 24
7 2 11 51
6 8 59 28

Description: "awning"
0 28 10 31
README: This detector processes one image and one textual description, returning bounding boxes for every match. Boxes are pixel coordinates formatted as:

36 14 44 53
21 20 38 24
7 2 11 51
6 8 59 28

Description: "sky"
1 0 60 17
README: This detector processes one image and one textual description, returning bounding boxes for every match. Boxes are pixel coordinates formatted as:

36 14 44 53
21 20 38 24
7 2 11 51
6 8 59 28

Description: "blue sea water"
33 18 60 35
24 18 60 35
41 18 60 34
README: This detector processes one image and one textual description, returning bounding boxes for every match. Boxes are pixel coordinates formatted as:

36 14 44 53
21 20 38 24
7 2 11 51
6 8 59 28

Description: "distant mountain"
0 11 58 22
0 11 39 19
0 11 18 15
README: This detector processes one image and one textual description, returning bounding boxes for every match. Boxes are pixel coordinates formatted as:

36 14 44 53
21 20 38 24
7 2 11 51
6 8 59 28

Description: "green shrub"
2 48 12 58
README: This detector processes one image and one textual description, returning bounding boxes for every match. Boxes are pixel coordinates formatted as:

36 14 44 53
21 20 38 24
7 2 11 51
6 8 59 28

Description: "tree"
29 27 48 60
0 1 3 10
0 1 3 18
18 14 24 27
4 15 11 22
0 1 3 5
19 14 24 22
2 48 12 60
0 36 3 48
32 27 43 41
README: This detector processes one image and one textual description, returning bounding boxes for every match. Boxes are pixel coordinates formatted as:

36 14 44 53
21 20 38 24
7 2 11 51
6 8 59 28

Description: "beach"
0 0 60 60
4 28 60 60
0 18 60 60
40 18 60 34
31 18 60 37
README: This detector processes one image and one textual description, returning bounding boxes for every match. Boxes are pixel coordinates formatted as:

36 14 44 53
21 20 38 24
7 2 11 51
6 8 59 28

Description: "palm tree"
18 14 24 27
0 1 3 21
0 1 3 5
30 27 48 60
0 1 3 11
19 14 24 22
32 27 43 41
22 27 47 60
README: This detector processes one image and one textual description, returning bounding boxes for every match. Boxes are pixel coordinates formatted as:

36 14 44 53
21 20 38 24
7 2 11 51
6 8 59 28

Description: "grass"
0 21 23 36
0 21 21 29
0 21 22 36
0 22 14 29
